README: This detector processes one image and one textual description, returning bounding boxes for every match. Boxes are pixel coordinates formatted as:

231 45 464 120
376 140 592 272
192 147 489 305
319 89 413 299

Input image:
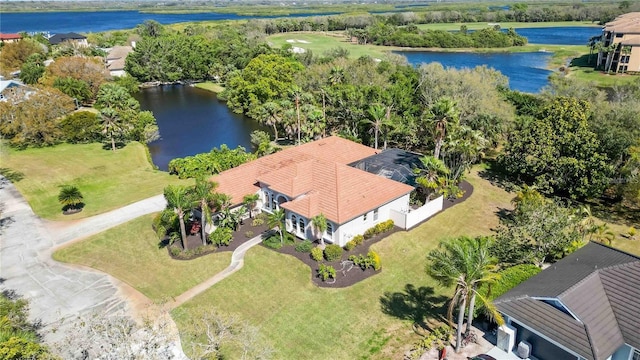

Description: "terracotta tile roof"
212 136 413 224
604 12 640 34
0 33 22 40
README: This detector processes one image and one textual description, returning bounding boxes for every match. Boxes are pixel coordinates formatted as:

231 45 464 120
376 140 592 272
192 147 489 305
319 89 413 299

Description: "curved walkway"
169 235 263 309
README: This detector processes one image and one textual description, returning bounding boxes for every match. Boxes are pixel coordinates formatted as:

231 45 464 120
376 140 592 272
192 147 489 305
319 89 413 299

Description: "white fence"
389 195 444 230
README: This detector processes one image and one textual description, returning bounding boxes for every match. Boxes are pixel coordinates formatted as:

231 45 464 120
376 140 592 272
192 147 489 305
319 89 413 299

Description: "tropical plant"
415 155 450 203
311 213 328 247
57 185 83 212
426 236 504 353
243 193 260 219
267 209 285 244
427 97 458 160
191 178 217 245
163 185 193 251
592 224 615 245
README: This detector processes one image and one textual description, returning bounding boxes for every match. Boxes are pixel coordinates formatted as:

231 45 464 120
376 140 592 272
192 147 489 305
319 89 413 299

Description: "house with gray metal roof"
494 242 640 360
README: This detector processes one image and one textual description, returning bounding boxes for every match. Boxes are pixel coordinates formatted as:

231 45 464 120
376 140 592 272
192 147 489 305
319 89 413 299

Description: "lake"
514 26 600 45
396 51 553 93
134 85 264 171
0 10 338 34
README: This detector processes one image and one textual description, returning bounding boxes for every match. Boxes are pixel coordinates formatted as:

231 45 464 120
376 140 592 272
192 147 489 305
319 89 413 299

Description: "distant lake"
0 10 338 34
514 26 600 45
396 51 553 93
134 85 264 171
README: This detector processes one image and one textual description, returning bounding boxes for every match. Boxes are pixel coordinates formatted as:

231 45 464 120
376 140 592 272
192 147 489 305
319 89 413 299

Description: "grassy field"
417 21 599 31
0 142 187 220
268 32 393 60
53 214 231 302
171 169 514 359
193 82 225 94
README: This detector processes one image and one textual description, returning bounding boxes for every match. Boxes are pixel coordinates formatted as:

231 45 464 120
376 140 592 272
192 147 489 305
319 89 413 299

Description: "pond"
514 26 600 46
396 51 553 93
134 85 264 171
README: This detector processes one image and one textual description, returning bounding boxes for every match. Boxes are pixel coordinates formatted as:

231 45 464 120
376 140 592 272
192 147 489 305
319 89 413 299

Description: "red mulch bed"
262 180 474 288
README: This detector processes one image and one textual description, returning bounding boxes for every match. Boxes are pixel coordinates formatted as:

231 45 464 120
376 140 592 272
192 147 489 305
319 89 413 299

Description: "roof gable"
496 243 640 360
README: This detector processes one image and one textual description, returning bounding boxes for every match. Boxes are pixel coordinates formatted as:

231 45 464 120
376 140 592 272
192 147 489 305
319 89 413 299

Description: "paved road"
0 177 180 353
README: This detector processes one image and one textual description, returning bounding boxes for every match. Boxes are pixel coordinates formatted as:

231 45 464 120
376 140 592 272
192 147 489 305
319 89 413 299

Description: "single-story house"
0 33 22 44
494 242 640 360
48 32 88 46
106 45 133 77
212 136 443 246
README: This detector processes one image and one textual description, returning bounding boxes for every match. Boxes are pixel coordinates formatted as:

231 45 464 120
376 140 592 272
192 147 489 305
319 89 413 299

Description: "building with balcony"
597 12 640 74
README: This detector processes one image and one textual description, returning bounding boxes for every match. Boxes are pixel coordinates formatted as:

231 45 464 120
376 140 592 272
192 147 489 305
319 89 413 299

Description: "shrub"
368 250 381 271
244 230 254 238
310 247 324 261
170 246 181 256
209 227 233 246
317 264 336 281
295 240 313 253
349 254 372 270
363 220 394 239
324 244 343 261
352 234 364 245
628 226 636 238
252 218 265 226
344 240 356 251
475 264 541 316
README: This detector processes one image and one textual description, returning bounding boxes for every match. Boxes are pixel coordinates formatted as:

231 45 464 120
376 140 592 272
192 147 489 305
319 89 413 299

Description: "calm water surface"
396 51 553 93
0 10 337 33
515 26 600 45
135 85 264 171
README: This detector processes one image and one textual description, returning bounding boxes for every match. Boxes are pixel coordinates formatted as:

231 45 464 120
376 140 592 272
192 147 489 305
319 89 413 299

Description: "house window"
291 215 297 232
271 194 278 210
373 209 379 221
326 222 333 238
298 217 305 235
363 213 367 222
632 349 640 360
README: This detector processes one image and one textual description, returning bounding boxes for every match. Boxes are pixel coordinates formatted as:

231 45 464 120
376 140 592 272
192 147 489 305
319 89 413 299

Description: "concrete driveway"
0 177 173 348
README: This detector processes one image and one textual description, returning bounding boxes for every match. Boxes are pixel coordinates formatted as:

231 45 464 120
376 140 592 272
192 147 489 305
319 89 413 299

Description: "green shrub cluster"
310 247 324 261
167 144 255 179
317 264 336 282
363 220 394 239
348 251 381 271
209 227 233 246
475 264 541 316
344 234 364 250
170 244 217 259
408 325 451 360
295 240 314 253
251 218 265 226
263 232 294 249
324 244 343 261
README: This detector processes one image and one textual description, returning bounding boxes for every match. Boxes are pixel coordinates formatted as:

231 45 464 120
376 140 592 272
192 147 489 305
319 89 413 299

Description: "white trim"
507 318 582 360
629 347 640 360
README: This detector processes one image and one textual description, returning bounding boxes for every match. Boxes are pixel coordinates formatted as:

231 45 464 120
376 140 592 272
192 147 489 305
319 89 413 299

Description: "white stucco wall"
390 195 444 230
333 193 410 247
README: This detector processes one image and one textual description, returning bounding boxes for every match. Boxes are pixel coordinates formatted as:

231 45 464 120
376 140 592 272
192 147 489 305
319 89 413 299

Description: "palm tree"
363 104 385 150
415 155 449 203
290 86 304 145
592 224 615 245
267 209 285 244
578 204 597 241
311 213 328 248
243 193 260 219
58 185 83 212
426 236 503 353
164 185 193 251
192 178 218 246
100 107 123 152
328 66 345 86
428 97 458 160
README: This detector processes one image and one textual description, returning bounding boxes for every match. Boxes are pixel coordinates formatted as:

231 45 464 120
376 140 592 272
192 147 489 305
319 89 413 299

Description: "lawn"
171 169 515 359
0 142 188 220
267 32 393 60
194 82 225 94
53 214 231 302
417 21 599 32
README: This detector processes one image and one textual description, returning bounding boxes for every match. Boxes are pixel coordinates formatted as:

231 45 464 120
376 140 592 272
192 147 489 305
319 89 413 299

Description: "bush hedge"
475 264 541 316
317 264 336 282
310 247 324 261
363 220 394 239
209 227 233 246
348 251 381 271
324 244 343 261
295 240 314 253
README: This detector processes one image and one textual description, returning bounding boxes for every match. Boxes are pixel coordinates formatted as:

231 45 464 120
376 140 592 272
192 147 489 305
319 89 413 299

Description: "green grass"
417 21 600 32
194 82 225 93
53 214 231 301
172 169 514 359
0 142 187 220
268 32 393 60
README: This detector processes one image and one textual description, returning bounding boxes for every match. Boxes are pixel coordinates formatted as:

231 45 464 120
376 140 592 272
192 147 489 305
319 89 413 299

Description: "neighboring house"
212 136 444 246
106 45 133 77
597 12 640 74
48 32 88 46
0 33 22 44
0 80 35 103
494 242 640 360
